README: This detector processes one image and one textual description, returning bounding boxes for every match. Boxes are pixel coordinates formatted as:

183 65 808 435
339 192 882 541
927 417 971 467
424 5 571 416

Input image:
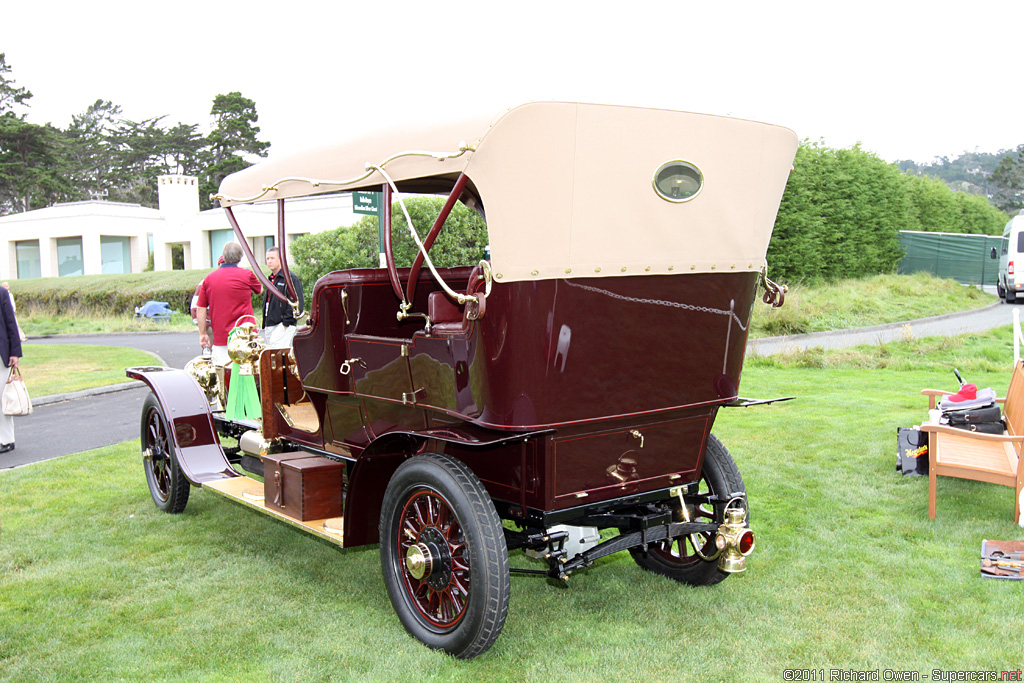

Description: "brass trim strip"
212 144 475 205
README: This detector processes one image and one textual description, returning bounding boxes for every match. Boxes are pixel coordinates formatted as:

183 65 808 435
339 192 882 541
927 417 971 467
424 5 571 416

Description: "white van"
997 211 1024 302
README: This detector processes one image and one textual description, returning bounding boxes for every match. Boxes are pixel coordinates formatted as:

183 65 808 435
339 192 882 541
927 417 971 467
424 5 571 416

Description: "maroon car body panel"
285 265 758 523
126 261 760 543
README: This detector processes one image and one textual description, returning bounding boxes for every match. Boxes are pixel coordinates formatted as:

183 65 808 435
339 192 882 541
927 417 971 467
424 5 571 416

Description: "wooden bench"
920 362 1024 524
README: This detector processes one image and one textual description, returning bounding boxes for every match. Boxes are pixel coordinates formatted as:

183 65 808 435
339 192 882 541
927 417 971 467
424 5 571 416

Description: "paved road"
2 303 1019 472
1 388 150 470
747 301 1017 356
1 332 200 471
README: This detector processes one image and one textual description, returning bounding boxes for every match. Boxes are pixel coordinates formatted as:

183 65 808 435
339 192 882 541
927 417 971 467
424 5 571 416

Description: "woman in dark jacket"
0 286 23 452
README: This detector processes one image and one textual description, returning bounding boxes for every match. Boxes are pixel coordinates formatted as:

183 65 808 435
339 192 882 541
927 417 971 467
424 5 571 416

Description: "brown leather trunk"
263 453 344 521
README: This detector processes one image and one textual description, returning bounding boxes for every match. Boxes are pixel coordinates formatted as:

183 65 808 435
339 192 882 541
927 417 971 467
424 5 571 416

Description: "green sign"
353 190 388 266
353 191 381 215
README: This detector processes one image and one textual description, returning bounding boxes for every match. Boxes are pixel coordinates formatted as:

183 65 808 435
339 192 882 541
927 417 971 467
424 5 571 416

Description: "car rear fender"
343 425 550 547
342 432 425 547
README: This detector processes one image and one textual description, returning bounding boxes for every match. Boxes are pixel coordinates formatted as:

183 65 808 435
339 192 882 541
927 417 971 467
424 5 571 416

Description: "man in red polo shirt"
197 242 262 364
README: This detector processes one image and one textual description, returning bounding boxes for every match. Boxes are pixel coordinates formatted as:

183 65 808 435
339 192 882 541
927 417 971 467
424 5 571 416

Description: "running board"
203 476 345 547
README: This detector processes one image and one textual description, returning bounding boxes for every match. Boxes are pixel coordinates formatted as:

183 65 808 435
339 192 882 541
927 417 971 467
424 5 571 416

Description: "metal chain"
563 280 747 330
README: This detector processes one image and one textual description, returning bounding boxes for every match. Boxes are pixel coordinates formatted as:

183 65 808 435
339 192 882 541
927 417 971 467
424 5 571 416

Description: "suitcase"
943 405 1005 434
263 453 344 521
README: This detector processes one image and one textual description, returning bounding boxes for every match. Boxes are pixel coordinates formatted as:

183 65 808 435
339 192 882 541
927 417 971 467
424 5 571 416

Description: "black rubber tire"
1009 288 1018 303
140 392 190 514
628 434 745 586
379 454 510 659
997 282 1006 300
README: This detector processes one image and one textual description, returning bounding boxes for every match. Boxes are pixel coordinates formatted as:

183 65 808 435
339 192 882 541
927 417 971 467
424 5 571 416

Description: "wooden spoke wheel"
628 434 745 586
380 454 509 658
140 393 190 514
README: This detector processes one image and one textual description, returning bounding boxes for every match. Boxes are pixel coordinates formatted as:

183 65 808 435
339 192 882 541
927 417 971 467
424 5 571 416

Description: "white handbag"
2 367 32 416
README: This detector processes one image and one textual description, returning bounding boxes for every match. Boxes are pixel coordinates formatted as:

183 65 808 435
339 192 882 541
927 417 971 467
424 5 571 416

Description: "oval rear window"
653 161 703 203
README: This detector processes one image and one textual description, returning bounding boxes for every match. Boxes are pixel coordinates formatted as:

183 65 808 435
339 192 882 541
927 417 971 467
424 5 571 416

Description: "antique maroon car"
127 101 797 658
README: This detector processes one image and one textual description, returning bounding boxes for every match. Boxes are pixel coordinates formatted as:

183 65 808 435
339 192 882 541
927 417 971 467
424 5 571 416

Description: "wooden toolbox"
262 452 344 521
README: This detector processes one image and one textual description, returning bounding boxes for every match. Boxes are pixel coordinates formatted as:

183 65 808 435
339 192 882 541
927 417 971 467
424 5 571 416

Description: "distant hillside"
896 149 1017 198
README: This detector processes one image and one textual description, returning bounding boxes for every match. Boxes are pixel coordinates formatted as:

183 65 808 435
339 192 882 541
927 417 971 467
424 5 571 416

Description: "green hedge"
8 270 207 316
767 143 1009 283
289 197 488 287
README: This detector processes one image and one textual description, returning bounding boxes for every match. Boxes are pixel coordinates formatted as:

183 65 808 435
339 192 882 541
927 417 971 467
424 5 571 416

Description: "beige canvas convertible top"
217 101 798 283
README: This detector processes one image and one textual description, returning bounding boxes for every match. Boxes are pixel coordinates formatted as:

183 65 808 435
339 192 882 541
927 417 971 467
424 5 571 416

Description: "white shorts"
263 324 296 349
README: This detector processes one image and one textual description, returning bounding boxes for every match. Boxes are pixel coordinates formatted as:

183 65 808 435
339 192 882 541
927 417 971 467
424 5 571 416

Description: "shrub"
10 271 206 317
289 197 488 286
769 142 1009 284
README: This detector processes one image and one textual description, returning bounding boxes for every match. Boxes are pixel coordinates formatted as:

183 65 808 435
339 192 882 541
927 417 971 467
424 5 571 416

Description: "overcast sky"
2 0 1021 164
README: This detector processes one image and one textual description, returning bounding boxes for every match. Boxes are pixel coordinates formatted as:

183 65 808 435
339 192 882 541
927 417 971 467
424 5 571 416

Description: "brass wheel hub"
403 526 452 590
405 543 434 580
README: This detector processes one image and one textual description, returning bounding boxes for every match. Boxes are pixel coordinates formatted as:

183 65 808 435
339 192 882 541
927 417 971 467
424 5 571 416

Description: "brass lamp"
227 321 264 369
184 355 222 411
715 504 755 574
224 322 264 421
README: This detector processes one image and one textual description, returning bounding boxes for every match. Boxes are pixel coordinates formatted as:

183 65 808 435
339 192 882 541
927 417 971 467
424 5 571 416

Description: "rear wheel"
628 434 745 586
141 393 190 513
379 454 509 658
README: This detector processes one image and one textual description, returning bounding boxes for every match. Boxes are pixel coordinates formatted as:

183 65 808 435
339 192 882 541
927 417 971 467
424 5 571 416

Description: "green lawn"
2 328 1022 681
19 311 196 336
749 272 996 337
19 344 158 398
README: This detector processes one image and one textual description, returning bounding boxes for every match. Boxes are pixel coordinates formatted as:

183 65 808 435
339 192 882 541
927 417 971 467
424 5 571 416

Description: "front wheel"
628 434 745 586
140 392 190 513
379 454 510 658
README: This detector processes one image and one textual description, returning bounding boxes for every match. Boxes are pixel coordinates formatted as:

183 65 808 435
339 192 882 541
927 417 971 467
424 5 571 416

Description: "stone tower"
157 174 200 219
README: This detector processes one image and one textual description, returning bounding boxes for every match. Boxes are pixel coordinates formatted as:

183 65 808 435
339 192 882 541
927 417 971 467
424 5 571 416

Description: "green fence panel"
898 231 1002 285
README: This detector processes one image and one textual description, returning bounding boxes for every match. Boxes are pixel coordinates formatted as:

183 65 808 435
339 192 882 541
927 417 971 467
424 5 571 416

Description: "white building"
0 174 359 279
